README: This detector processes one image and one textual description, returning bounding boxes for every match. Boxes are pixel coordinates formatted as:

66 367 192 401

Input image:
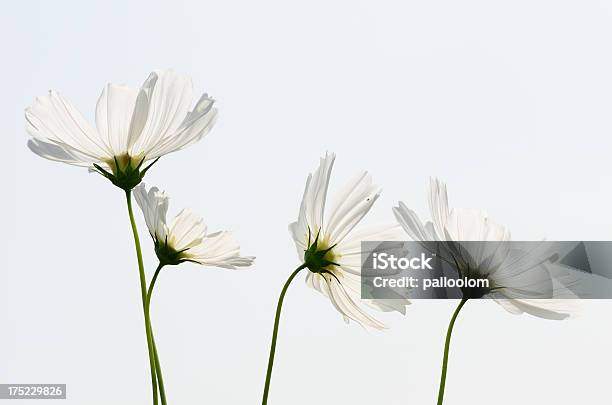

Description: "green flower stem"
125 189 159 405
261 264 307 405
146 263 167 405
437 298 468 405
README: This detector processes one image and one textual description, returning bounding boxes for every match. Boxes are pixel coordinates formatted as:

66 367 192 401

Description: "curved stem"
437 298 468 405
125 189 159 405
146 264 167 405
261 264 307 404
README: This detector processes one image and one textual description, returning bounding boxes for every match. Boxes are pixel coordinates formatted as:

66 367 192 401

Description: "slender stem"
261 264 307 404
125 189 159 405
146 264 167 405
437 298 468 405
152 337 165 403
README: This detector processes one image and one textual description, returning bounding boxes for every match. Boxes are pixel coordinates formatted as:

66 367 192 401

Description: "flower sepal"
93 155 159 191
303 229 339 277
154 236 191 267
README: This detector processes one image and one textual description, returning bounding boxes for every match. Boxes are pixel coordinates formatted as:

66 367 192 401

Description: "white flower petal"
168 209 206 251
444 208 510 242
25 90 111 163
27 138 91 166
127 73 157 153
308 153 335 234
326 172 380 244
291 153 335 246
130 70 194 157
187 230 254 269
335 224 405 274
288 221 307 258
364 298 411 314
133 183 169 241
306 272 385 329
428 177 450 239
336 270 410 314
326 277 387 330
305 271 330 297
95 84 139 156
491 296 571 320
393 202 435 241
145 94 218 159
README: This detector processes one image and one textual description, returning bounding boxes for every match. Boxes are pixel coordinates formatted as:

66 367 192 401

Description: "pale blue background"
1 1 611 404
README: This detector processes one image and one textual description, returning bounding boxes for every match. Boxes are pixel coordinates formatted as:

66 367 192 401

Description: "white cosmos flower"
26 69 217 188
134 183 254 269
393 178 574 320
289 153 409 330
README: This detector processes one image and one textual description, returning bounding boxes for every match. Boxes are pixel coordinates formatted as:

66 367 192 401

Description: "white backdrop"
1 1 612 404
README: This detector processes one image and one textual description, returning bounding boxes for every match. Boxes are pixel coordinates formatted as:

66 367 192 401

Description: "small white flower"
393 178 573 320
134 184 254 269
289 153 409 329
26 69 218 189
